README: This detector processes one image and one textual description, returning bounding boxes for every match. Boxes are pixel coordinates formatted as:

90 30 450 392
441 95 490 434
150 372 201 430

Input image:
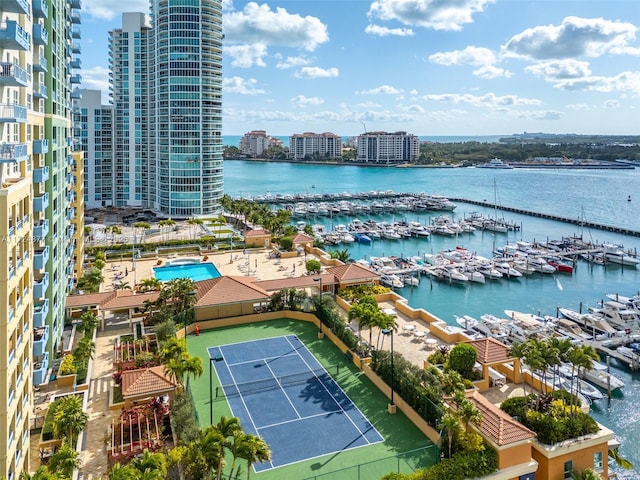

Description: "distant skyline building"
289 132 342 160
77 89 114 208
239 130 282 157
356 131 419 163
104 2 224 217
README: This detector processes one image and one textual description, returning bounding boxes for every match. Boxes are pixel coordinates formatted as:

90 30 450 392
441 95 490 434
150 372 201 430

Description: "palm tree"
139 277 162 293
47 442 81 478
133 221 151 244
508 341 528 398
109 463 141 480
131 449 167 477
20 467 62 480
570 467 601 480
114 280 131 290
609 447 634 470
438 412 461 458
187 217 204 240
78 311 99 335
211 416 242 480
457 398 481 432
159 337 187 363
73 337 96 362
441 370 465 398
328 248 351 263
234 433 271 480
567 344 599 410
53 395 88 445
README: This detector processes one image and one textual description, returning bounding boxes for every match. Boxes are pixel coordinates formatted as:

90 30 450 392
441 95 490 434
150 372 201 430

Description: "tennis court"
208 335 384 471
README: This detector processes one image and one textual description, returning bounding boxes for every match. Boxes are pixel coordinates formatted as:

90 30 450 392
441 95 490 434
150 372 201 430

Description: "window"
594 451 604 471
563 460 573 479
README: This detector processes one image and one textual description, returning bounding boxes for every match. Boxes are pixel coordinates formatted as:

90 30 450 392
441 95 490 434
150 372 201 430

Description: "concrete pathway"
81 318 131 479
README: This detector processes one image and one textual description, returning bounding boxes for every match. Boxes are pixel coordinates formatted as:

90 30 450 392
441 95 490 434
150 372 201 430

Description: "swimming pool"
153 262 221 282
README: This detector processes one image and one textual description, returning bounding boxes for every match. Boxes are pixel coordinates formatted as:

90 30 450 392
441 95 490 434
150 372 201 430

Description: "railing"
302 446 438 480
0 62 27 84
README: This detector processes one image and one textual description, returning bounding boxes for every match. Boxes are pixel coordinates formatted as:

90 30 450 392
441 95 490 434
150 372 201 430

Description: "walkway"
81 316 130 479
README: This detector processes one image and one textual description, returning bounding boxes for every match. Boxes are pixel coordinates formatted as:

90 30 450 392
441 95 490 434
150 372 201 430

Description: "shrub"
447 343 477 379
154 319 177 343
279 236 293 251
59 354 77 376
306 259 322 273
416 448 497 480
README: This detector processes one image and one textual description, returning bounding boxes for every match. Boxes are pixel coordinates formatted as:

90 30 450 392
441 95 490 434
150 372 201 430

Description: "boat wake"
555 276 564 291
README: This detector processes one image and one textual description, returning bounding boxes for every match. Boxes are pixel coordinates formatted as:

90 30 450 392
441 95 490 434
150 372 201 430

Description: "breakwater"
450 198 640 238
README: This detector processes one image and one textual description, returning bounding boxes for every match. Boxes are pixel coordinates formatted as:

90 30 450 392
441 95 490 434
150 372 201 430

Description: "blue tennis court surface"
208 335 384 471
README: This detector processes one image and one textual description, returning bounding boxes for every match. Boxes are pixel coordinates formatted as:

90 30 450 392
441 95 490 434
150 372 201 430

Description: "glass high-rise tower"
109 1 224 218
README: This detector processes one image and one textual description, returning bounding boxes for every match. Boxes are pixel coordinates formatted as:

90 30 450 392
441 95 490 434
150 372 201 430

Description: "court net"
216 365 340 398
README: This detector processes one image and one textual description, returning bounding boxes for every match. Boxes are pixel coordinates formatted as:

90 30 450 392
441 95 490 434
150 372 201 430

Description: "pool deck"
102 248 316 291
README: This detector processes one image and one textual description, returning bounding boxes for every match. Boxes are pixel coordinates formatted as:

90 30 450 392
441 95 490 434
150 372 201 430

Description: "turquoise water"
224 160 640 477
153 263 221 282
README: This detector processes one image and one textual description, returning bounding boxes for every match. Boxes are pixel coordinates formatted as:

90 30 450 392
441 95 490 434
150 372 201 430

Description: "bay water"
224 160 640 476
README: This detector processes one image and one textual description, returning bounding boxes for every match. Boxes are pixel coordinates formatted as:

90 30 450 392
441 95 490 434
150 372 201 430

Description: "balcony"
66 207 76 221
0 103 27 122
3 0 29 15
33 192 49 212
72 27 81 38
66 243 74 259
33 55 48 72
67 190 74 202
66 224 76 238
0 142 28 163
70 89 82 100
0 20 30 51
71 42 81 54
33 139 49 155
0 62 28 87
33 83 48 99
33 325 49 357
34 246 49 270
32 0 48 18
33 299 49 328
70 58 81 69
33 219 49 240
33 272 49 299
32 24 48 45
33 165 49 183
33 352 49 386
70 74 82 84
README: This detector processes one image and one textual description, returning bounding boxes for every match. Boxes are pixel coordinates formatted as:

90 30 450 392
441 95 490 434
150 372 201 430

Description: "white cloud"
276 55 310 70
80 66 110 102
356 101 382 108
224 2 329 51
429 46 496 66
516 110 564 120
553 71 640 95
356 85 404 95
368 0 495 31
525 59 592 80
604 99 620 108
566 103 590 111
473 65 512 79
291 95 324 107
221 0 234 11
503 16 638 60
82 0 148 20
222 77 266 95
423 92 541 107
403 104 425 113
226 43 268 68
294 67 339 79
365 24 414 37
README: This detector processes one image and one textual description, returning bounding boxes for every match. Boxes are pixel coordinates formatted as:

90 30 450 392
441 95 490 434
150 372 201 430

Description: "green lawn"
186 318 439 480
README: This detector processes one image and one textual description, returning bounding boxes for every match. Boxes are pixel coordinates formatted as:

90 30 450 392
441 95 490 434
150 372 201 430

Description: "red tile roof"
466 337 512 364
65 291 115 308
100 291 160 310
194 276 270 306
120 365 179 398
326 263 378 282
292 233 314 244
254 273 334 292
467 391 536 446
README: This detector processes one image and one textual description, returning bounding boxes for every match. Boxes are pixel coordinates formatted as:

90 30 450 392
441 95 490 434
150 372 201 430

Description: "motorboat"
511 260 536 275
545 256 574 274
588 301 640 331
477 158 513 169
460 265 485 284
553 366 605 400
524 256 557 274
493 261 522 278
401 274 420 286
602 244 640 266
352 232 372 244
382 229 402 240
476 263 503 280
477 314 511 343
379 274 404 289
432 265 469 284
558 308 621 339
581 361 625 391
455 315 479 331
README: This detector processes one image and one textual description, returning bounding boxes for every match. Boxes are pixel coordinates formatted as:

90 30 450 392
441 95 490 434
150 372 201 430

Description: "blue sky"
80 0 640 136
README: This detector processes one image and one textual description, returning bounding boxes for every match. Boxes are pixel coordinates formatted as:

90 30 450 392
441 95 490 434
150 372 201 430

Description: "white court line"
263 359 302 420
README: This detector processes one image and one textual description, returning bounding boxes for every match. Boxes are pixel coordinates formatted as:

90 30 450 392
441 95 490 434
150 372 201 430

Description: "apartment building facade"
239 130 282 157
356 131 419 163
289 132 342 160
0 0 81 476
